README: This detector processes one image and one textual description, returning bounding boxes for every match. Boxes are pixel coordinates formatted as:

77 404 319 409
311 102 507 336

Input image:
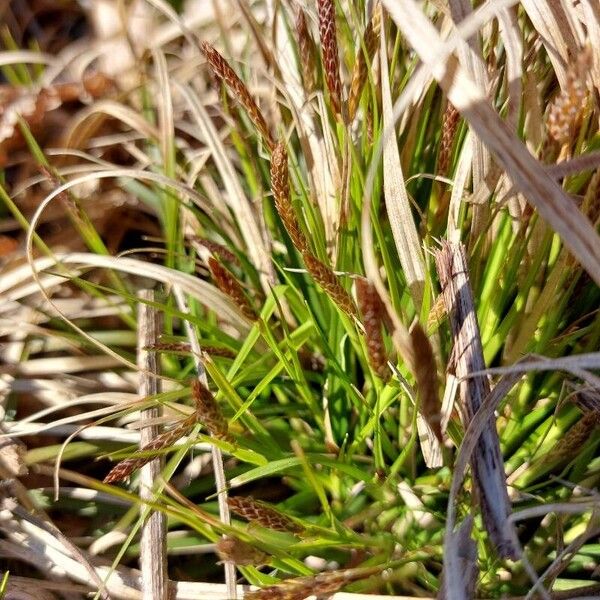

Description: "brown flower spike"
190 379 232 442
208 256 257 321
227 496 303 533
356 278 389 380
438 101 460 176
317 0 344 119
201 41 275 151
348 2 382 121
296 9 317 94
270 142 309 253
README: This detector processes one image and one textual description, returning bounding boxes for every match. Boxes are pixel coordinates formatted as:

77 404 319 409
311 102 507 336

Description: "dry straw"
348 2 382 121
356 277 389 380
208 256 257 321
270 142 309 253
200 41 275 151
227 496 303 533
317 0 344 119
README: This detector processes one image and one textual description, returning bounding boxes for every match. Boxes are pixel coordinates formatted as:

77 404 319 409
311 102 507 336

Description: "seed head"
296 9 317 94
270 142 309 252
201 41 275 151
227 496 303 533
317 0 344 119
190 379 232 442
438 101 460 176
208 256 257 321
303 252 357 318
356 277 389 380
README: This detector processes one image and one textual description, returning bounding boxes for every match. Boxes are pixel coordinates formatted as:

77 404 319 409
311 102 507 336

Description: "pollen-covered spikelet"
296 9 317 94
409 323 443 442
190 379 232 443
547 47 591 145
216 536 268 566
200 41 275 151
227 496 303 533
270 142 309 253
302 252 357 318
348 2 382 121
317 0 344 119
103 413 197 483
438 101 460 176
208 256 257 321
356 277 389 380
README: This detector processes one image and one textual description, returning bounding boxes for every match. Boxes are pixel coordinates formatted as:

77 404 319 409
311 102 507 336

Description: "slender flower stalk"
317 0 344 119
201 41 275 151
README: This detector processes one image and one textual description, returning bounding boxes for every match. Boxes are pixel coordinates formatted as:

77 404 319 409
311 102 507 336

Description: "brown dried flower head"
188 236 239 266
200 41 275 151
303 252 357 318
104 414 196 483
317 0 344 119
409 323 442 442
190 379 232 442
296 9 317 94
348 2 382 121
208 256 257 321
270 142 309 252
227 496 303 533
216 536 268 566
547 47 592 145
438 101 460 176
545 410 600 466
356 277 389 380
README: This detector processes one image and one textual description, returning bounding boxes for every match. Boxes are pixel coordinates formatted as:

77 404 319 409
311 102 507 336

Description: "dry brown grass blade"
317 0 344 119
348 2 382 121
435 241 519 559
227 496 303 533
200 41 275 152
382 0 600 288
137 290 168 600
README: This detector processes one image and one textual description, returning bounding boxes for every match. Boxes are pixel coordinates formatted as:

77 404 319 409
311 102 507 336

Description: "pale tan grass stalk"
317 0 344 119
348 2 382 121
200 41 275 151
227 496 303 533
270 142 309 253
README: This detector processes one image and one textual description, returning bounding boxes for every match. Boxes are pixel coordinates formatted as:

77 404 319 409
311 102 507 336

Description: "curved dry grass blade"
379 23 426 310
